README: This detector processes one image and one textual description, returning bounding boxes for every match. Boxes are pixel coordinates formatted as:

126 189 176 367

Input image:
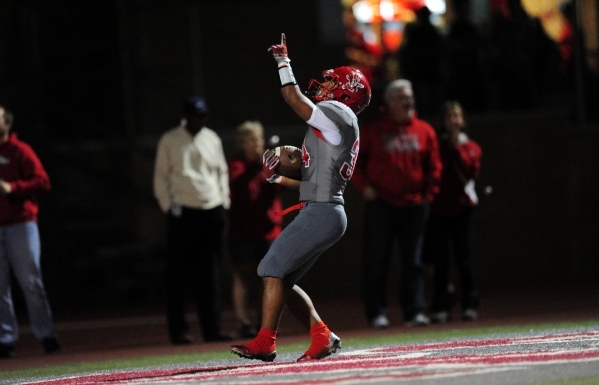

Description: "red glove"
262 149 282 183
268 33 291 67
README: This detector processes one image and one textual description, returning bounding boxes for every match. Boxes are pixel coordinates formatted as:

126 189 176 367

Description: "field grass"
538 379 599 385
1 319 598 384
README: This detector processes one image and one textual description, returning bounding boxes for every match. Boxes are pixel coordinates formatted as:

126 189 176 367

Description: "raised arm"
268 33 315 121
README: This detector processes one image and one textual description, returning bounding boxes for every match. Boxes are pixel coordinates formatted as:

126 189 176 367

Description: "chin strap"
274 202 305 216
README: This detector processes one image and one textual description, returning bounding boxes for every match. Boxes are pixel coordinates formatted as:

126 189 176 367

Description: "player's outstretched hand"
262 149 281 183
268 33 290 67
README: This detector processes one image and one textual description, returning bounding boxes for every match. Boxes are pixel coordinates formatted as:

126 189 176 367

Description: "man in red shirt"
352 79 442 328
0 105 59 358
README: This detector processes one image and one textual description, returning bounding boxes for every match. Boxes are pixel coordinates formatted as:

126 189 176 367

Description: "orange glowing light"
382 29 403 52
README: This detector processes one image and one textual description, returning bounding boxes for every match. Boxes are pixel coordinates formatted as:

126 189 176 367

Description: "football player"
231 33 371 362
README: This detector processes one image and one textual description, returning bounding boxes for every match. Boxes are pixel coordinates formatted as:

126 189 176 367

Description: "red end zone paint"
18 331 599 384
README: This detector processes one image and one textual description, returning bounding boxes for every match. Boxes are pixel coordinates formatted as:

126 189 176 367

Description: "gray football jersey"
299 101 360 205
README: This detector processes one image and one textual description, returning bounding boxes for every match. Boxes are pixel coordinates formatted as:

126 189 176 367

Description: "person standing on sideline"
351 79 442 329
425 101 482 323
227 120 283 338
230 33 371 362
0 105 60 358
153 96 232 344
397 6 444 118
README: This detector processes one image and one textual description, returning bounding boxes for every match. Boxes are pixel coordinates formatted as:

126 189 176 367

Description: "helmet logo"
342 73 365 93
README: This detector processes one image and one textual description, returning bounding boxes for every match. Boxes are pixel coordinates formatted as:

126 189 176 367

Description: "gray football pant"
257 202 346 288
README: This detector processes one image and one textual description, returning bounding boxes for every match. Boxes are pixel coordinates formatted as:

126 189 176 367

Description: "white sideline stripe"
19 331 599 384
338 332 599 356
340 350 430 358
118 356 599 385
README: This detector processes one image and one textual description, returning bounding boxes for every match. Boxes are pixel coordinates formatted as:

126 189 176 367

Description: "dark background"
1 0 598 317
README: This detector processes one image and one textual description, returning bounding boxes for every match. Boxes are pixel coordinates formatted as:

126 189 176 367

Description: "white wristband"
267 175 282 184
278 65 296 87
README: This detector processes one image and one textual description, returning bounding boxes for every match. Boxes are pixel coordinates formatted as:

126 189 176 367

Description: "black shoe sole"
230 346 276 362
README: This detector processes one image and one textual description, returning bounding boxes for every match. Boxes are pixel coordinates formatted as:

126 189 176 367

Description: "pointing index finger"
281 33 286 47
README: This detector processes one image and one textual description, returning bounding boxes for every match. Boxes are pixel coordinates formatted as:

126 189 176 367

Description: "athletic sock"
244 328 277 353
304 321 330 357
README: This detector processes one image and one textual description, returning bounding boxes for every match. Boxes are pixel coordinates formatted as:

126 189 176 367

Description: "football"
275 145 302 180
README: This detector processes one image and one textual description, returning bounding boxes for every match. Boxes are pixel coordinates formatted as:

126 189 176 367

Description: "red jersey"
0 133 51 226
227 154 283 240
352 113 442 207
431 133 482 217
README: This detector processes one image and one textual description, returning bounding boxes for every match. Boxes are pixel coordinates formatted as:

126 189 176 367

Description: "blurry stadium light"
382 22 403 52
520 0 571 43
351 0 444 24
380 0 395 21
353 1 375 23
425 0 446 15
349 0 444 52
345 0 446 82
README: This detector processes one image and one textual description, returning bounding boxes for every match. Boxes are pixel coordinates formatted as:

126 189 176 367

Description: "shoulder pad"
316 101 357 127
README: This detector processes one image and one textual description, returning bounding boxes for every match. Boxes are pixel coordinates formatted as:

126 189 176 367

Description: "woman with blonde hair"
227 121 283 338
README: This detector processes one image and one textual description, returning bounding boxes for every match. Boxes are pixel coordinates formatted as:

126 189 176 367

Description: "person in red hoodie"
424 101 482 323
351 79 442 329
0 105 59 358
227 121 283 338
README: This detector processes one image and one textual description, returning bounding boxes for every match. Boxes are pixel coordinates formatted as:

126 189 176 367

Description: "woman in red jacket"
227 121 283 338
425 101 482 323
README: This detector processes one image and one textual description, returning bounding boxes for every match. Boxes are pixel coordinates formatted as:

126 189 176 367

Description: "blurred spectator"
344 8 385 88
560 2 599 122
442 0 488 112
351 80 442 329
227 121 283 338
0 105 60 358
424 101 482 323
343 9 386 124
153 96 232 344
488 0 560 109
397 6 444 118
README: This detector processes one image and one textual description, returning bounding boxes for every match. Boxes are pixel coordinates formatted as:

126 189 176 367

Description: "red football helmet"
306 66 372 114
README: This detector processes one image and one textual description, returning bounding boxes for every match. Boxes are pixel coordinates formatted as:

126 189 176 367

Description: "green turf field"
2 319 599 384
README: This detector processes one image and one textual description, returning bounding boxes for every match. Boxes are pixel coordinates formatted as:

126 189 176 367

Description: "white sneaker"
405 313 430 327
463 309 478 321
431 311 450 323
371 314 390 329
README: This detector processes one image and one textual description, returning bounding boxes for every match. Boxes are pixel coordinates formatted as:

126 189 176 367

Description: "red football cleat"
297 331 341 362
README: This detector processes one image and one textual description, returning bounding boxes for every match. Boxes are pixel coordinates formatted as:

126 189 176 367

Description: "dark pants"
166 205 227 341
425 208 479 312
362 199 429 321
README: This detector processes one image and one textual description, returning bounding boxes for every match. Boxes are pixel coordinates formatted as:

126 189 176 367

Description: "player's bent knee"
257 264 285 280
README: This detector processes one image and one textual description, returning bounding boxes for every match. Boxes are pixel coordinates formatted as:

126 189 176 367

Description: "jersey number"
302 142 310 167
340 139 359 180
